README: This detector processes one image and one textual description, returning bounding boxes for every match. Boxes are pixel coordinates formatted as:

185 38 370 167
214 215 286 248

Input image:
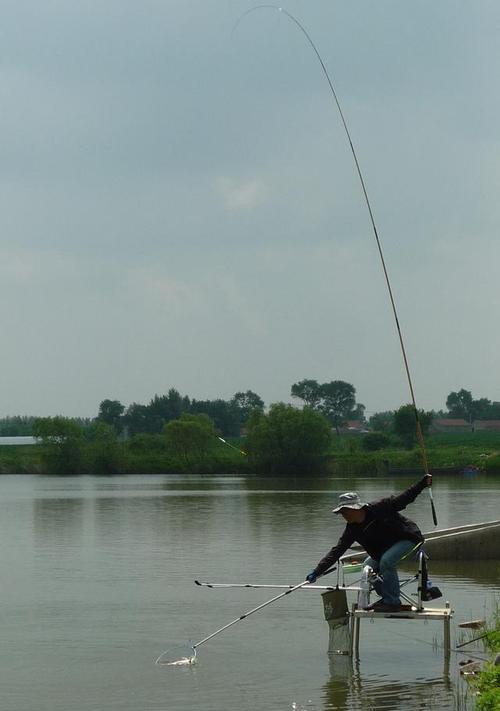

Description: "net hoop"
155 645 197 667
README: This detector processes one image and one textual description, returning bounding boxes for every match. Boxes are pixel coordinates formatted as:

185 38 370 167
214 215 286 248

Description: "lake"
1 473 498 710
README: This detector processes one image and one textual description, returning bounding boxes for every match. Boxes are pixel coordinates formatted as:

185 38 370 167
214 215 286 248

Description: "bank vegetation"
1 407 500 477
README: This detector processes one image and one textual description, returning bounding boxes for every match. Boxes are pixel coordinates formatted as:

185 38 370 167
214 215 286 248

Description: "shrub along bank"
473 608 500 711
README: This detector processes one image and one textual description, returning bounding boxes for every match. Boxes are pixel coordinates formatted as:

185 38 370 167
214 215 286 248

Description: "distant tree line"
365 387 500 450
96 388 265 438
30 412 232 476
0 416 36 436
2 384 499 440
3 382 499 476
0 415 91 437
30 405 334 477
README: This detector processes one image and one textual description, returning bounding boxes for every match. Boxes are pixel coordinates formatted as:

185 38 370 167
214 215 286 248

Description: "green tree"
445 389 500 423
361 432 390 452
148 389 190 433
350 403 366 423
488 401 500 419
97 399 125 433
245 403 331 475
368 411 394 433
189 399 240 436
393 405 433 449
33 416 86 475
446 389 474 422
290 379 322 409
471 397 493 420
319 381 356 435
124 403 151 436
231 390 265 427
128 433 168 453
164 413 217 472
86 421 123 475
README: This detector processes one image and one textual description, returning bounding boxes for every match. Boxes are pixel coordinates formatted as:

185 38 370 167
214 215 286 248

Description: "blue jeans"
363 540 417 605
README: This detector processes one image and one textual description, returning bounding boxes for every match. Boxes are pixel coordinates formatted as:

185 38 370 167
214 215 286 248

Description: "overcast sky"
1 1 499 418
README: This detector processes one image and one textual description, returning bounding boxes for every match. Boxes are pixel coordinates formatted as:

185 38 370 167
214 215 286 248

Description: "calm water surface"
0 473 498 711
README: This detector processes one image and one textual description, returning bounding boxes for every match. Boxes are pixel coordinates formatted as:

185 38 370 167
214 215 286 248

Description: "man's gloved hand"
305 570 318 584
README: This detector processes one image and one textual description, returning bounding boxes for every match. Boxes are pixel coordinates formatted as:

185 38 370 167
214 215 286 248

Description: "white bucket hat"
332 491 367 513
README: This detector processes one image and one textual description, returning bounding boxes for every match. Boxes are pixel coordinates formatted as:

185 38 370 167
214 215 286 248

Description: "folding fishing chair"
339 542 443 611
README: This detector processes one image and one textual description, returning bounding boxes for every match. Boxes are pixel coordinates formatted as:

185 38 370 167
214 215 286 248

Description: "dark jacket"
313 476 427 576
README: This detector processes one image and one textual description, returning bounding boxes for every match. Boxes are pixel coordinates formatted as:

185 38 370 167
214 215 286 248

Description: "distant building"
473 420 500 432
0 436 37 446
431 419 500 433
431 419 471 433
339 421 369 434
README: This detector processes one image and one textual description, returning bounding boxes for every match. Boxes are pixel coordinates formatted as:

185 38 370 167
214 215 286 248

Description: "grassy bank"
0 441 251 476
325 431 500 476
0 445 44 474
473 608 500 711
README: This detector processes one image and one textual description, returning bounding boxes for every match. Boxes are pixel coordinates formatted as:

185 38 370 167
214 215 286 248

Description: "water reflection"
323 656 457 710
398 558 500 605
425 560 500 587
322 656 352 709
33 497 84 545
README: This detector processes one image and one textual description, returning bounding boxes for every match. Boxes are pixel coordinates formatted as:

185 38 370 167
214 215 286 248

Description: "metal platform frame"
350 601 453 660
326 547 453 660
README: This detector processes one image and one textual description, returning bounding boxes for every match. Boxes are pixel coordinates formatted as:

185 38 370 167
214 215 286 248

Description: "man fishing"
306 474 432 612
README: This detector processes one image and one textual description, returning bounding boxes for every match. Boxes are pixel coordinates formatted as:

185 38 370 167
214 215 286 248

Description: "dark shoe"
365 601 405 613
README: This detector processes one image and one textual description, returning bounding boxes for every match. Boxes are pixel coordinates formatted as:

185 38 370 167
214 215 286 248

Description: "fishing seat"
339 542 442 611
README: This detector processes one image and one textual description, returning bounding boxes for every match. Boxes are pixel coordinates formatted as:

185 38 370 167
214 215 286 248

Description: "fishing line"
156 7 439 668
389 628 489 662
235 5 437 525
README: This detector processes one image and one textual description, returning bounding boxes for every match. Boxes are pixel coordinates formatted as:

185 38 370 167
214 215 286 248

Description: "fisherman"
306 474 432 612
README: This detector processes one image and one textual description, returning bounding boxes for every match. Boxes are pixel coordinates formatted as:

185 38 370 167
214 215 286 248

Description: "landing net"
155 644 197 667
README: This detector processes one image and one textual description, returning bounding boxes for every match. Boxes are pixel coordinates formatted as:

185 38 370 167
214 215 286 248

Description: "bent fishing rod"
237 6 437 525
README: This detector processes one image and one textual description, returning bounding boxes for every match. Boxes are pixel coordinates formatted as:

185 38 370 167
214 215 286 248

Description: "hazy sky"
1 1 499 418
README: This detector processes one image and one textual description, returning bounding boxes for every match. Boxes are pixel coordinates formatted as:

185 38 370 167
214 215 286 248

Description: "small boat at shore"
341 520 500 562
